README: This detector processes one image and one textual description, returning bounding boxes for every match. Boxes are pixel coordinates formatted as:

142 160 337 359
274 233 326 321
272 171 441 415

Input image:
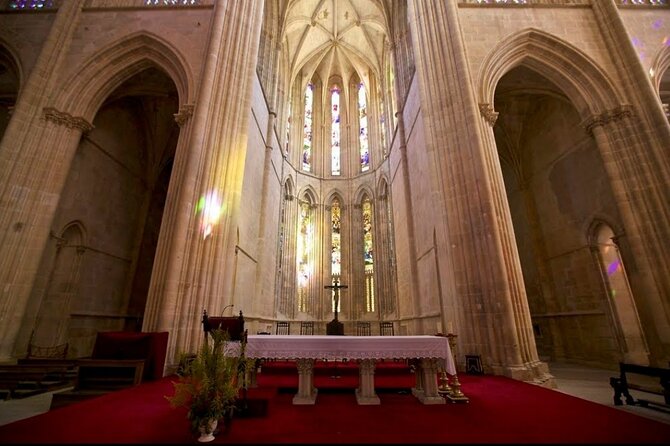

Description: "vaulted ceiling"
282 0 389 89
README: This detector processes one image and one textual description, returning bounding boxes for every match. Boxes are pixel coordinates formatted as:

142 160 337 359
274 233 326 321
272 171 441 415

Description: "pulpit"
202 309 245 342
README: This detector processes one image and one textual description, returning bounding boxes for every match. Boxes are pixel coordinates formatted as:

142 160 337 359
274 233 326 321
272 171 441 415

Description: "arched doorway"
26 66 179 357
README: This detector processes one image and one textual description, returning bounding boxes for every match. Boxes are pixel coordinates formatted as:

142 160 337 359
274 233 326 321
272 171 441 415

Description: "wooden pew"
0 364 75 400
50 359 145 410
610 362 670 413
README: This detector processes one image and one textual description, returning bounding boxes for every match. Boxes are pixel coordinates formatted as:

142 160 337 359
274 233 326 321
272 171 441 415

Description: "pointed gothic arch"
477 28 625 120
31 220 86 352
54 32 193 122
586 218 650 365
650 43 670 94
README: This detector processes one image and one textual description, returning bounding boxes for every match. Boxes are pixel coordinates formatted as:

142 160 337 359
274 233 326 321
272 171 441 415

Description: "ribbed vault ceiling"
283 0 389 88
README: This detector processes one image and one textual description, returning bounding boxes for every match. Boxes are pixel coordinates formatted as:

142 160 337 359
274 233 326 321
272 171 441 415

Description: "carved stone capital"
42 107 94 133
174 104 195 127
583 105 635 136
478 103 499 126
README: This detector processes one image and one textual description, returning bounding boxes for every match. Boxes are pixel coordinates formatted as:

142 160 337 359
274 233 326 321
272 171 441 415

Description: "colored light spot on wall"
607 259 621 276
197 190 223 240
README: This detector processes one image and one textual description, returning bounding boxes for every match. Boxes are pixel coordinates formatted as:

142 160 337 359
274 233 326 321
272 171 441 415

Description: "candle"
447 321 454 334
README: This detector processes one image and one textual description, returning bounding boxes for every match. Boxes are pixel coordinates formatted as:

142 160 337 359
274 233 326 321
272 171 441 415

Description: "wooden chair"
356 322 371 336
380 321 394 336
276 321 290 335
300 322 314 335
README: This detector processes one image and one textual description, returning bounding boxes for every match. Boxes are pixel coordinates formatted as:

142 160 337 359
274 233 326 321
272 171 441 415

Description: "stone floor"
0 361 668 427
549 362 670 425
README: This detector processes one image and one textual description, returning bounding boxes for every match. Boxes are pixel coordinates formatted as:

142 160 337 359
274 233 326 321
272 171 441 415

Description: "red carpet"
1 365 670 444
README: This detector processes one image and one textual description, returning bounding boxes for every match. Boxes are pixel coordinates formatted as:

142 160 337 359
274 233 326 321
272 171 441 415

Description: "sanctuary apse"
0 0 669 387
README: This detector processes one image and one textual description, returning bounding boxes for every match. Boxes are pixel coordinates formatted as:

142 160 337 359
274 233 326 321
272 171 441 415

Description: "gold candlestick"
437 370 451 395
445 333 469 403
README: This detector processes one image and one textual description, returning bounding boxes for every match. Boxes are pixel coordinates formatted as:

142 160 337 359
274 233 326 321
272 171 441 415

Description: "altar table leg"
412 358 446 405
293 358 318 405
355 359 380 405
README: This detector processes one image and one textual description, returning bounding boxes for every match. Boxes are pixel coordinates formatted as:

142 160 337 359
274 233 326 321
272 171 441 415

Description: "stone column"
589 0 670 366
142 103 194 328
355 358 380 405
141 0 263 367
587 114 670 365
407 1 551 384
0 1 88 360
252 39 282 318
394 110 422 320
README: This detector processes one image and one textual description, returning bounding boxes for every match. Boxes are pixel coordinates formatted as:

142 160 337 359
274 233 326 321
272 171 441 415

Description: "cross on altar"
325 278 348 321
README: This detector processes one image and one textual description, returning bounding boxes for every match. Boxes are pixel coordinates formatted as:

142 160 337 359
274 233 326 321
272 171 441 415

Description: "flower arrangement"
166 329 246 437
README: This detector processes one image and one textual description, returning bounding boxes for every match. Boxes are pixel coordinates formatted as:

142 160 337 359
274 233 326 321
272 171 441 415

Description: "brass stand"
444 333 469 403
437 370 451 396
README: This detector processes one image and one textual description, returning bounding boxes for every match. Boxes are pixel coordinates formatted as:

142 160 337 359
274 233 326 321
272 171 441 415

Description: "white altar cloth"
245 335 456 374
241 335 456 405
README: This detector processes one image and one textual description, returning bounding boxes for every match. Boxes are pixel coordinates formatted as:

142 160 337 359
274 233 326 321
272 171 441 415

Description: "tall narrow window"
331 85 341 176
302 83 314 172
331 198 342 312
594 224 648 363
297 200 313 312
358 83 370 172
285 102 291 154
388 62 398 132
379 95 387 154
362 198 375 312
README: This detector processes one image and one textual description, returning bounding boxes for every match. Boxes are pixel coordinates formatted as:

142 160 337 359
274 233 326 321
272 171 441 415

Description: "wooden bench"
76 359 145 391
0 364 75 400
50 358 145 409
610 362 670 413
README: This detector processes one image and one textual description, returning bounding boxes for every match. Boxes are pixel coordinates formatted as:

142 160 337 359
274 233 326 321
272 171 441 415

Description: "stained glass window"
297 200 313 312
331 198 341 312
145 0 200 5
8 0 55 9
302 83 314 172
331 85 341 176
362 198 374 312
358 83 370 172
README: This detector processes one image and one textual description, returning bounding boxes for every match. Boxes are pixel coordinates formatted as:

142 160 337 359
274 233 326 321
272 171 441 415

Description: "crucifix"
325 278 348 321
324 278 347 335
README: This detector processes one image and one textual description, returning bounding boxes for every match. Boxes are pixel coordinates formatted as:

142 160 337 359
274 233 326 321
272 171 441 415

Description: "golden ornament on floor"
441 333 470 403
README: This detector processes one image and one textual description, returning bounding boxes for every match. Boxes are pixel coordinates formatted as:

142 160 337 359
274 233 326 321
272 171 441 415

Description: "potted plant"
166 329 246 442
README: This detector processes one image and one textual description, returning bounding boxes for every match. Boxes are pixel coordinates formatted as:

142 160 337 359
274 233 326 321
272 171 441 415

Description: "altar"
243 335 456 405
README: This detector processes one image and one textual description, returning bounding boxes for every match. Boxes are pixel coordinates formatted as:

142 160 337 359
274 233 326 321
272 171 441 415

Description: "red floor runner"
1 372 669 443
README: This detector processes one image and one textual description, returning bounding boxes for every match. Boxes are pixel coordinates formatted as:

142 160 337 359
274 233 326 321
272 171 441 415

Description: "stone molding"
583 105 635 136
173 104 194 127
42 107 94 133
478 103 499 126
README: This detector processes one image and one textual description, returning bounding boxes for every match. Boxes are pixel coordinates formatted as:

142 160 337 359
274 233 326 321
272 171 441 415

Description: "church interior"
0 0 669 430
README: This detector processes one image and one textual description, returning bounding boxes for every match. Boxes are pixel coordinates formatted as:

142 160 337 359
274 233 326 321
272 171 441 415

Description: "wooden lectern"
202 309 245 342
